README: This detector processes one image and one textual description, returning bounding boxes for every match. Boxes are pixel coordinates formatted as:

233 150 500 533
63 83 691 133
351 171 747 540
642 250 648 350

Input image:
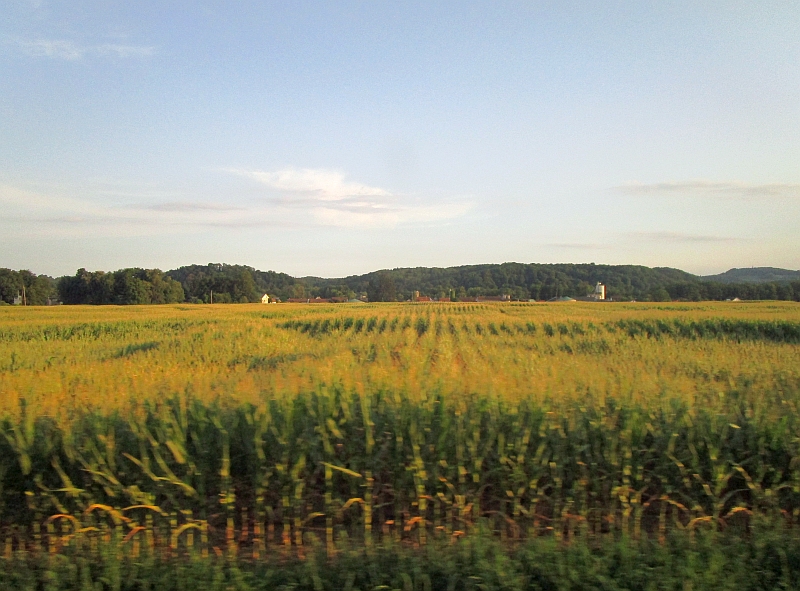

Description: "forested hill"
166 264 296 304
2 263 800 305
304 263 697 302
702 267 800 284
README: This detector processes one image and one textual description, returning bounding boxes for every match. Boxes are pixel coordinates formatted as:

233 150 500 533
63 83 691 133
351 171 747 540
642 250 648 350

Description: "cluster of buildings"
564 282 608 302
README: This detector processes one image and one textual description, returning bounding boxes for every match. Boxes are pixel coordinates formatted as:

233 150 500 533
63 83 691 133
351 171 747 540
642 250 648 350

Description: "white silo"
594 282 605 300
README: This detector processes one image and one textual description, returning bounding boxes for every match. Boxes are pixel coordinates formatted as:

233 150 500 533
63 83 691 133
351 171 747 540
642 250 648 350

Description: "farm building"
574 282 609 302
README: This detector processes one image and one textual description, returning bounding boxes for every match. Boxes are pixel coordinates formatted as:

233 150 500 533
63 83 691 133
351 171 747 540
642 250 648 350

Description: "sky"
1 1 799 278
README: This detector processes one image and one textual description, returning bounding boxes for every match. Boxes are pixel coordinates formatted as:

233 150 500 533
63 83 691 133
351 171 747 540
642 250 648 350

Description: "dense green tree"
146 269 186 304
113 271 149 305
649 287 672 302
367 273 397 302
168 264 297 303
0 269 23 304
289 283 306 299
57 268 183 305
0 269 56 305
310 283 355 299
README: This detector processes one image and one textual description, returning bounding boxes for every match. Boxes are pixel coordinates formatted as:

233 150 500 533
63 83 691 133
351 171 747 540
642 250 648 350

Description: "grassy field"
1 301 799 589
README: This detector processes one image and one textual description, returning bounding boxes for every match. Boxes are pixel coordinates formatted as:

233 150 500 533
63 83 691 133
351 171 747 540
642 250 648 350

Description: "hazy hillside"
303 262 698 301
703 267 800 284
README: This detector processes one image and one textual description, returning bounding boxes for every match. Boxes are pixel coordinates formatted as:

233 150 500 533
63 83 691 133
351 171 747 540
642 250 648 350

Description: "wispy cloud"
615 180 800 199
96 44 155 58
229 168 391 201
311 201 471 227
542 242 610 250
0 184 254 237
139 202 245 213
14 39 85 60
536 233 736 251
626 231 737 243
226 167 472 227
0 167 472 237
8 38 155 60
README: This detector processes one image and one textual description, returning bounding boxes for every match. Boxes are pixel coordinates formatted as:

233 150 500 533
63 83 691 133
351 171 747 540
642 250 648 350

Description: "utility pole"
210 289 213 304
21 282 26 306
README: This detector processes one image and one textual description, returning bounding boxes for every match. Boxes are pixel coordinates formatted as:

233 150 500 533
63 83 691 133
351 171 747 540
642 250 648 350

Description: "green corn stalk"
252 407 272 559
360 392 375 547
291 453 306 548
218 427 236 559
324 463 334 556
409 423 427 545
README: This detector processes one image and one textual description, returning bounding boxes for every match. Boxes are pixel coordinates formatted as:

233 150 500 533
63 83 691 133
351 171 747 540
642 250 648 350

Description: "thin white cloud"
311 201 472 228
141 202 245 213
8 38 155 60
0 184 99 215
227 168 390 201
0 169 472 237
542 242 610 249
15 39 84 60
226 167 472 227
615 180 800 199
626 231 737 243
96 44 155 58
0 184 253 238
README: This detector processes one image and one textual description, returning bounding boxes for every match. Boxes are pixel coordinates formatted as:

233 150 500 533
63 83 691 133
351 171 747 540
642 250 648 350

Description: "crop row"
279 316 800 343
2 304 797 422
0 319 207 343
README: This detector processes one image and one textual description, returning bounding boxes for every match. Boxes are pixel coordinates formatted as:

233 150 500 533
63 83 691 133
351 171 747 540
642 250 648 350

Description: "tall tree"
367 273 397 302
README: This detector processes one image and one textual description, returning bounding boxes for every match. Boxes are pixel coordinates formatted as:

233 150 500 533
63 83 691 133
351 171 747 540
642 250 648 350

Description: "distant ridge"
4 262 800 305
703 267 800 284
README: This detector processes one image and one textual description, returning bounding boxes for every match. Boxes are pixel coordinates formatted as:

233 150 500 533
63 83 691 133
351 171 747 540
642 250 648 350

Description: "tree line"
346 264 800 302
57 268 185 305
1 262 799 305
0 269 57 306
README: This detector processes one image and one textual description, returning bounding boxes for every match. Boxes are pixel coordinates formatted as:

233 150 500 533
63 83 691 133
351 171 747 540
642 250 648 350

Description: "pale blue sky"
2 1 798 277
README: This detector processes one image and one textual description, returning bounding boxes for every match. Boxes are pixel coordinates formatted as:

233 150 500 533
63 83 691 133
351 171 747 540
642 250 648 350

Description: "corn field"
0 301 799 564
